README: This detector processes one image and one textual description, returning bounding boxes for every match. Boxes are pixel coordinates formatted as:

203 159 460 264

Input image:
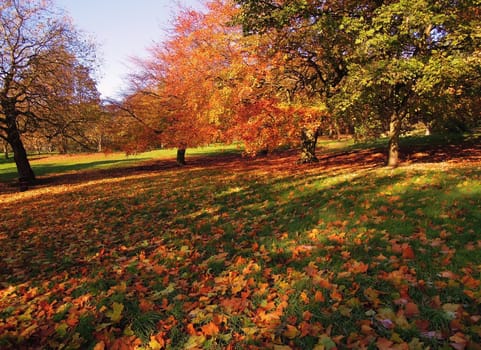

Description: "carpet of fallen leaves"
1 142 481 349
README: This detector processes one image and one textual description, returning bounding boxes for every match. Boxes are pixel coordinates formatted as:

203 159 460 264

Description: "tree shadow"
1 140 480 348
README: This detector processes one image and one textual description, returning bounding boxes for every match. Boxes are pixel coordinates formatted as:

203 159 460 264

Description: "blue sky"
56 0 203 99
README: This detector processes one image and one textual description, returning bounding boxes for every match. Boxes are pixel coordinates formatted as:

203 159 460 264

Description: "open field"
0 144 242 184
1 136 481 349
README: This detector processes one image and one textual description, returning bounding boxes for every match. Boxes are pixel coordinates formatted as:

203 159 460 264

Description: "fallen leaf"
401 244 415 259
283 324 299 339
404 302 420 318
315 290 325 303
376 337 394 350
201 321 220 336
93 341 105 350
106 302 124 323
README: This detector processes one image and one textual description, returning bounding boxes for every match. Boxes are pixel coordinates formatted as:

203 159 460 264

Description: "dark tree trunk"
387 113 401 167
298 127 319 163
176 148 186 165
4 105 36 183
10 133 36 183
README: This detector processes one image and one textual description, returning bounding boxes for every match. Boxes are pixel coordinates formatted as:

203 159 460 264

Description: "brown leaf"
404 302 420 318
401 243 415 259
376 337 394 350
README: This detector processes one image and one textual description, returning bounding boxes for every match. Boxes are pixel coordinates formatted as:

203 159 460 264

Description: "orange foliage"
124 0 331 155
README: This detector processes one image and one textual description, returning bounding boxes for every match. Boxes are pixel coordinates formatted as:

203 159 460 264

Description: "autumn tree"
340 0 481 166
28 51 101 154
126 0 244 165
236 0 481 166
234 0 376 162
0 0 98 183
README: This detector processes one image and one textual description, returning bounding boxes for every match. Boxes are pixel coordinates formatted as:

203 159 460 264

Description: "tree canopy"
121 0 479 166
0 0 99 182
3 0 480 183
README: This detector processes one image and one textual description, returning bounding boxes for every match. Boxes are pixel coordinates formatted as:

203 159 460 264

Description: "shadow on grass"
0 158 152 183
1 137 481 348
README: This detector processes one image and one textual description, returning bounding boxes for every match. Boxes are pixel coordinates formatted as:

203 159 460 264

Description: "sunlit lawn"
0 144 242 182
0 138 480 349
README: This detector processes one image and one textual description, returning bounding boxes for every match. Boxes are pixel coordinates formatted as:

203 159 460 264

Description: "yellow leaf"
149 336 164 350
106 302 124 323
443 303 461 313
184 335 206 349
300 291 310 304
123 324 134 336
283 324 300 339
55 322 69 337
20 323 38 338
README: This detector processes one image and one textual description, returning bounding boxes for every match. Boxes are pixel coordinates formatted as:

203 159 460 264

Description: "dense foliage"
2 0 480 181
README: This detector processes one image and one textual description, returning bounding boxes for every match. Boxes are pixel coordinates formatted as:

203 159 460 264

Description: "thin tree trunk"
299 127 319 163
176 148 186 165
97 135 103 152
387 112 401 167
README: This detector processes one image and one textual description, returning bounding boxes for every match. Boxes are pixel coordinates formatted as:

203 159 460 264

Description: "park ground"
1 135 481 349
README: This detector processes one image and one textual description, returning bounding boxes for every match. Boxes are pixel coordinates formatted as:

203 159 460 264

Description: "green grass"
0 136 480 349
0 144 242 182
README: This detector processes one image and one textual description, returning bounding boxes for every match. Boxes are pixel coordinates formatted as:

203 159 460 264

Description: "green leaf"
317 335 336 350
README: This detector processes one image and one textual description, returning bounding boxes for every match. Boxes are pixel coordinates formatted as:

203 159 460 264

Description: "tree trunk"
299 127 319 163
425 123 431 136
4 107 36 183
59 135 68 154
387 113 401 167
10 133 36 183
176 148 186 165
97 134 103 152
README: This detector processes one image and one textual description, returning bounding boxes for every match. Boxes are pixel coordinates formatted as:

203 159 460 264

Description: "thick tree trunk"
299 127 319 163
4 107 36 183
58 135 68 154
176 148 186 165
10 134 36 183
387 113 401 167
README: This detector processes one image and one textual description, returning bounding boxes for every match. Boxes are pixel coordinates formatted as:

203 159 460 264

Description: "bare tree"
0 0 98 183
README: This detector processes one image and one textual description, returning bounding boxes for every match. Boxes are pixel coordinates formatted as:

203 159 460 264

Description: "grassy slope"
0 138 480 349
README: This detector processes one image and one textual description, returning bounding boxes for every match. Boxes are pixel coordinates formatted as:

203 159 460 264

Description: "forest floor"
1 135 481 349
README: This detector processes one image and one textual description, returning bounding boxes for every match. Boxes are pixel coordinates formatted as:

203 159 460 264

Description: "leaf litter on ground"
0 142 481 349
